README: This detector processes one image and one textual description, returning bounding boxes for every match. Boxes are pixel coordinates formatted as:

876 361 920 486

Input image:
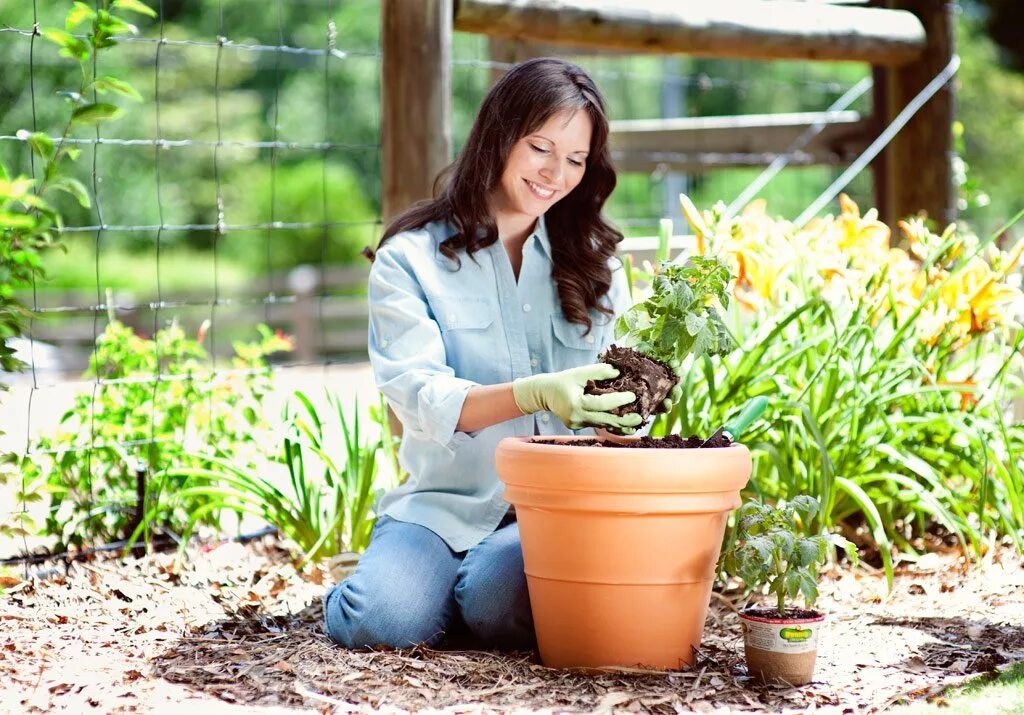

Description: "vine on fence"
0 0 155 539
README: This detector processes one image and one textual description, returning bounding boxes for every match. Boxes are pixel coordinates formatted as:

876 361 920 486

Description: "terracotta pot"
495 436 751 670
739 608 825 685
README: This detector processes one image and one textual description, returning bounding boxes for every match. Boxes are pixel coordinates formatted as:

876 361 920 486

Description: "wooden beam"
609 112 873 172
454 0 926 66
382 0 452 222
871 0 956 228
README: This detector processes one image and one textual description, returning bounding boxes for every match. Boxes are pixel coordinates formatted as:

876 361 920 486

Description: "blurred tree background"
0 0 1020 326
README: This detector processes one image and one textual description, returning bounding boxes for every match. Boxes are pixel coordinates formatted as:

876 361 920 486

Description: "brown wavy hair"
366 57 623 334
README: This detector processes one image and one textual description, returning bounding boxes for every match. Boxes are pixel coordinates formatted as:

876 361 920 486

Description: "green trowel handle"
722 396 768 441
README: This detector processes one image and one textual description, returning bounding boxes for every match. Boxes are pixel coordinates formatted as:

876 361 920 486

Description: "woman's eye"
530 143 583 167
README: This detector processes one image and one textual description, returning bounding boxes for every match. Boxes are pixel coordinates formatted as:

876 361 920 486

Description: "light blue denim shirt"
367 215 631 552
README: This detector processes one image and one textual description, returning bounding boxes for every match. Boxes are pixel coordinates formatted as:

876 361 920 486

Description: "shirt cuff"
417 375 477 449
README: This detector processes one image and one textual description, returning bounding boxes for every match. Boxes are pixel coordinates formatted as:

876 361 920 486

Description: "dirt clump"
585 345 677 422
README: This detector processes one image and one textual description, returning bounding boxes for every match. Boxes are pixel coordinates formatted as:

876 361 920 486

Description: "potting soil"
585 345 677 421
529 434 732 448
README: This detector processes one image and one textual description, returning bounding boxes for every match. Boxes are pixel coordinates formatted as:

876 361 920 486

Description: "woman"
323 58 679 652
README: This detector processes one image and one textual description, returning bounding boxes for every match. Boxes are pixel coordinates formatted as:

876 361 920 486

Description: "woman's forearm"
456 383 526 432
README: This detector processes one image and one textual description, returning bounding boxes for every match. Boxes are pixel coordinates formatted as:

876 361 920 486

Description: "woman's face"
493 108 593 223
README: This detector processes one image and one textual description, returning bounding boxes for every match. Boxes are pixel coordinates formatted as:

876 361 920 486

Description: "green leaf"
790 495 820 519
684 312 707 337
112 0 158 18
797 571 819 607
71 103 123 125
42 29 89 62
793 537 822 568
15 130 54 161
89 76 142 102
66 2 96 29
47 177 92 209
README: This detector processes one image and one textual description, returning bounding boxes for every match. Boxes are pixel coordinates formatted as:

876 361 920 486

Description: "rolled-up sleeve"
368 242 477 449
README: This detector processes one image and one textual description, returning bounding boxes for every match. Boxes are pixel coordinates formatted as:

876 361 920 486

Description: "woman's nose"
539 158 563 185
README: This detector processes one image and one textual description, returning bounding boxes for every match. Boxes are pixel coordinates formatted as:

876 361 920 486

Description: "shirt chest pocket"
430 295 500 382
549 315 601 371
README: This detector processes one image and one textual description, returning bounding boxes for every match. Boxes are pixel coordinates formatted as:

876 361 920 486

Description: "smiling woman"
323 58 685 656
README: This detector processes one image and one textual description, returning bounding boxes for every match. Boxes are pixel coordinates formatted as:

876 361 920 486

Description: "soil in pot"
529 434 733 448
585 345 677 422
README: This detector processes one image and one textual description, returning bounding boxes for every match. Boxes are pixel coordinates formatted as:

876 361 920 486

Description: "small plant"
1 0 154 537
723 496 857 685
724 496 855 617
10 316 290 550
586 253 736 422
162 390 386 564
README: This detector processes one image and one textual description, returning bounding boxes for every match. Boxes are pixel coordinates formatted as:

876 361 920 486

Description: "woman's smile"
524 178 556 200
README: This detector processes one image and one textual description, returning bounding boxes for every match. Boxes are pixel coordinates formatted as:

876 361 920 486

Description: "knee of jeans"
322 580 448 649
454 568 533 646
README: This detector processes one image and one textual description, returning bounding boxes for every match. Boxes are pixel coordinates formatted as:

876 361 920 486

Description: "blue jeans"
322 510 535 651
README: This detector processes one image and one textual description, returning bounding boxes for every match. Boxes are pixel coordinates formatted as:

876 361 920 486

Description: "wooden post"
381 0 452 222
288 265 318 364
381 1 452 438
871 1 956 229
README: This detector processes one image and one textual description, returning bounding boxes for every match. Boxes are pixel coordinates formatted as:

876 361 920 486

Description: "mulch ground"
2 536 1023 714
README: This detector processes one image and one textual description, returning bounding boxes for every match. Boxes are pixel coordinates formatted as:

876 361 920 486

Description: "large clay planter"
495 436 751 670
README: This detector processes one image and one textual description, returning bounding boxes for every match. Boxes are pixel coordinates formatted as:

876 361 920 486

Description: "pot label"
742 618 820 654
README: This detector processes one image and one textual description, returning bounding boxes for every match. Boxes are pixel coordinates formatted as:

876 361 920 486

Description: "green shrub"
647 196 1024 583
9 315 290 550
162 390 385 563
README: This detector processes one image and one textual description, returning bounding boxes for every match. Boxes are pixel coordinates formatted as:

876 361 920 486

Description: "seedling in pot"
722 496 857 685
586 255 736 424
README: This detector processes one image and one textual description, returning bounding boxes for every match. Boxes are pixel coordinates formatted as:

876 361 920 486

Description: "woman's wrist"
456 383 526 433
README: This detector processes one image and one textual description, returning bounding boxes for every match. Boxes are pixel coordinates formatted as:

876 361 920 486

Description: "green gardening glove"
512 363 643 434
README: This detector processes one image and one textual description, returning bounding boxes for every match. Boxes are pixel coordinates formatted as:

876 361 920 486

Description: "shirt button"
530 357 538 367
447 312 457 324
585 334 595 344
522 303 531 312
380 339 389 348
541 413 550 422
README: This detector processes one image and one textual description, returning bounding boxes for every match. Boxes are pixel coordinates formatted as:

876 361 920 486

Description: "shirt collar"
436 215 552 261
531 214 553 262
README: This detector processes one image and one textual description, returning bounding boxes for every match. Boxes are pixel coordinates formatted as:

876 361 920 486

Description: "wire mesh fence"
0 0 877 561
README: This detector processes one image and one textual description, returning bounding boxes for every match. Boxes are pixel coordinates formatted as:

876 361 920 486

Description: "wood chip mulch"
2 536 1023 714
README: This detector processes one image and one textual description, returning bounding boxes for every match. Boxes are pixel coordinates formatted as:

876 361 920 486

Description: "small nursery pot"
739 608 826 685
495 436 751 670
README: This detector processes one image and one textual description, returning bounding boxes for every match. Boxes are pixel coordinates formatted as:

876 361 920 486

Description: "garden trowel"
699 396 768 447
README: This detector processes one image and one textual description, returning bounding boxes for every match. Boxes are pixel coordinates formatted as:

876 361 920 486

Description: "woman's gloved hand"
512 363 643 434
654 358 685 415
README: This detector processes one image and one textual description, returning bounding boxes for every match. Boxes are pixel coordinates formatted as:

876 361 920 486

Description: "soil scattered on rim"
585 345 677 421
530 434 733 448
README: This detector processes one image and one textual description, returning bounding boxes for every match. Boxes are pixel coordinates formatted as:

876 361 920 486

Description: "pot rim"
739 608 826 625
502 435 750 452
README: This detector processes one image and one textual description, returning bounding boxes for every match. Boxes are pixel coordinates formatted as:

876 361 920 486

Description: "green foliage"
651 200 1024 583
2 0 148 366
1 0 153 540
161 391 385 563
723 496 856 616
220 159 377 271
615 256 736 365
955 14 1024 235
7 316 290 550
